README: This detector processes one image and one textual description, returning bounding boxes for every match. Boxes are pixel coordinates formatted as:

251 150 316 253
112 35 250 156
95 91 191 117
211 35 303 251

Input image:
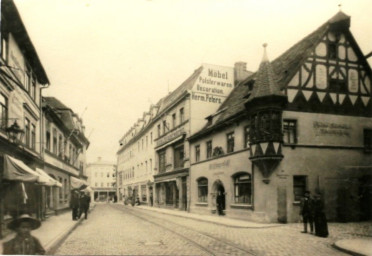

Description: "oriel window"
283 120 297 144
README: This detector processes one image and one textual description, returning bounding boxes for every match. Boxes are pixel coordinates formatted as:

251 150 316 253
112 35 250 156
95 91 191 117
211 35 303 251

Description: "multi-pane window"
226 132 235 153
59 177 63 200
283 120 297 144
174 145 184 169
31 76 36 100
24 65 31 92
197 178 208 202
158 150 166 173
1 35 8 62
24 118 30 147
244 126 250 148
150 132 153 143
157 124 161 137
206 140 212 159
0 94 8 131
233 173 252 204
31 124 36 149
150 159 152 173
59 135 63 157
163 120 167 134
180 108 184 123
46 129 51 151
64 179 68 200
293 175 307 202
53 128 57 154
195 145 200 162
172 113 176 128
364 129 372 152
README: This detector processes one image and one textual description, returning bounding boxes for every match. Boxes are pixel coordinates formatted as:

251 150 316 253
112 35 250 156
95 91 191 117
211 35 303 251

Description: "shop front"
154 168 188 210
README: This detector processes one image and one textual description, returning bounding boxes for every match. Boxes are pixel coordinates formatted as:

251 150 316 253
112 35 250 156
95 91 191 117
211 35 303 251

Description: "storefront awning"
3 155 40 182
35 168 62 187
70 176 88 190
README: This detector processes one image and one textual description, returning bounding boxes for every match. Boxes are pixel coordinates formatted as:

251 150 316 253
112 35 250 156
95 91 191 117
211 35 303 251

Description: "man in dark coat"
70 190 80 221
79 193 91 220
216 191 225 216
313 192 329 237
300 190 314 233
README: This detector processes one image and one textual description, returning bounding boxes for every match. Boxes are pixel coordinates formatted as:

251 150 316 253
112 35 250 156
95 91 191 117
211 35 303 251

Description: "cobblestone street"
55 204 372 255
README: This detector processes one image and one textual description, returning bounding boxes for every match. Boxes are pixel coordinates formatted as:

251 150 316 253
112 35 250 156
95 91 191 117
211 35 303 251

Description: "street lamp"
6 120 25 144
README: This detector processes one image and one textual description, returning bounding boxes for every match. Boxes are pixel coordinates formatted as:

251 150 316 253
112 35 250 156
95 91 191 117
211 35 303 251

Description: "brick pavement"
55 204 211 255
55 203 372 256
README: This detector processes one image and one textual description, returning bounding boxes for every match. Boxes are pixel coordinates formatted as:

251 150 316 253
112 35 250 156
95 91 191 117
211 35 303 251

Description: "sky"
13 0 372 163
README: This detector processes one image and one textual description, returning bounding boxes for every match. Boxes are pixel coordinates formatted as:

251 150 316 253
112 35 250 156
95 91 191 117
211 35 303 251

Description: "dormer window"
328 42 337 59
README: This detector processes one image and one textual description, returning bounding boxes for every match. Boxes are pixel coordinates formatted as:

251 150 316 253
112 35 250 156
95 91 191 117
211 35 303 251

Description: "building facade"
42 97 90 213
188 11 372 223
117 63 250 210
0 0 51 237
87 157 116 202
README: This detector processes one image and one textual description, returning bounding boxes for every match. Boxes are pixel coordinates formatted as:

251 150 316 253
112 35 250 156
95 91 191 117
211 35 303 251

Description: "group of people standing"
70 190 91 220
300 190 329 237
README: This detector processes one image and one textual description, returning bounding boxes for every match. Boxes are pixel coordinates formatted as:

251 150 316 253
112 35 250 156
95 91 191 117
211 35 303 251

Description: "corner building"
117 63 249 210
189 12 372 223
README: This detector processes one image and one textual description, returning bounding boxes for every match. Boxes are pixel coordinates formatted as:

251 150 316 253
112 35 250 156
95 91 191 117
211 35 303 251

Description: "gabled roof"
189 11 356 141
43 97 90 146
157 66 203 114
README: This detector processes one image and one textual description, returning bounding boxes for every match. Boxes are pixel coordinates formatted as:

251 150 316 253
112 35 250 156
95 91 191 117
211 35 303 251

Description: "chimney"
234 61 252 83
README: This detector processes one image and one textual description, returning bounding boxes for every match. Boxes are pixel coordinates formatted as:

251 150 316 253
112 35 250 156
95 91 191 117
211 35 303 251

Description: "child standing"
3 214 45 255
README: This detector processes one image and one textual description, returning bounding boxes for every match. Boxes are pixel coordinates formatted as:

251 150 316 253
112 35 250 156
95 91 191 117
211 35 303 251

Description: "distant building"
87 157 116 202
189 11 372 222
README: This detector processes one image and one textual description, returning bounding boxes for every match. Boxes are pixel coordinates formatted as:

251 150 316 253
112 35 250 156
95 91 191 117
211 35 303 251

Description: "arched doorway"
212 180 225 215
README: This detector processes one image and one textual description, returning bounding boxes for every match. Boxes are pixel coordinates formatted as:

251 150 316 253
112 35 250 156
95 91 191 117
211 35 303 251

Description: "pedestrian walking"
2 214 45 255
216 191 225 216
313 192 329 237
70 190 80 221
78 192 91 220
300 190 314 233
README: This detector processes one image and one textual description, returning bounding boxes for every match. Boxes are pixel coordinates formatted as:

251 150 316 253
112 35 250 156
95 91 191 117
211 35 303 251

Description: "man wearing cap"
2 214 45 255
300 190 314 234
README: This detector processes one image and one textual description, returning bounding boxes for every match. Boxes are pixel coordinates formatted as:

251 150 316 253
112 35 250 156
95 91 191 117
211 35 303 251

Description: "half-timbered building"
188 11 372 223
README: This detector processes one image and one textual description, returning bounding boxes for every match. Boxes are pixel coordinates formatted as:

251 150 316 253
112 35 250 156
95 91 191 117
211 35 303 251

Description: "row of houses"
0 0 90 237
116 11 372 223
